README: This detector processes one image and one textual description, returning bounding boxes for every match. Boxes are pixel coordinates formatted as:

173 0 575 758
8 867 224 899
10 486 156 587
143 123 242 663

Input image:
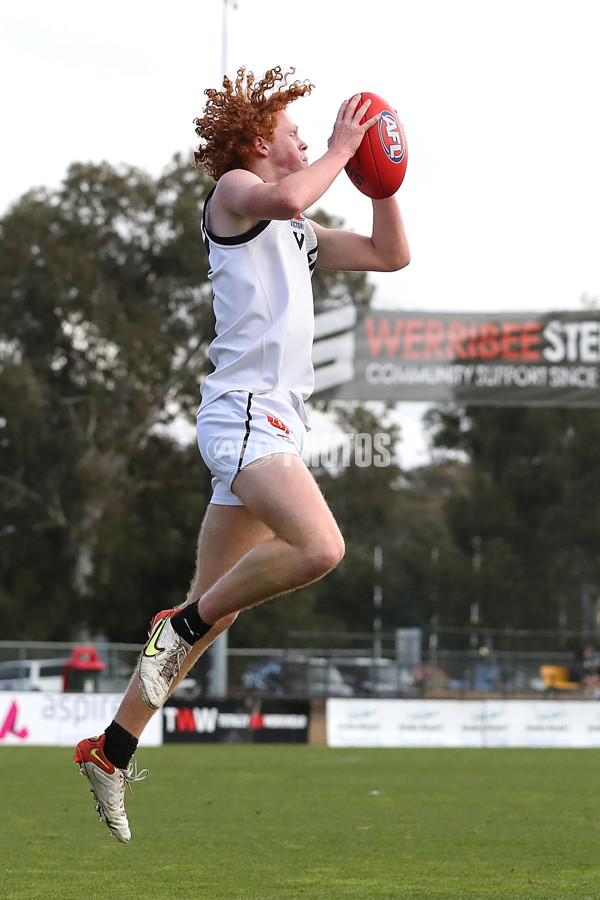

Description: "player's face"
267 109 308 174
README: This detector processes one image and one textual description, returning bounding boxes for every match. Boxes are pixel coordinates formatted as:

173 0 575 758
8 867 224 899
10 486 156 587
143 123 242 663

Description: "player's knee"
305 532 345 581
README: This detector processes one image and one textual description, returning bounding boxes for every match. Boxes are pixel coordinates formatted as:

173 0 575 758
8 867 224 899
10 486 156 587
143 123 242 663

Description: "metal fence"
0 639 141 693
1 628 598 700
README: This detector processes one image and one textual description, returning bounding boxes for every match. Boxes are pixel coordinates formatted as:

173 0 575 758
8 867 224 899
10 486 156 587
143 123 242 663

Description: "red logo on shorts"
267 415 290 435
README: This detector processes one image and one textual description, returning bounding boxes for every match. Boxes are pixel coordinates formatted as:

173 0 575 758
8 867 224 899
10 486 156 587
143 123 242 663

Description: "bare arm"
310 196 411 272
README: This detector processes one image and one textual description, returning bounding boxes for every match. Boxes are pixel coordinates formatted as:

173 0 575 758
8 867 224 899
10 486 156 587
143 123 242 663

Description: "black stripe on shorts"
237 393 253 473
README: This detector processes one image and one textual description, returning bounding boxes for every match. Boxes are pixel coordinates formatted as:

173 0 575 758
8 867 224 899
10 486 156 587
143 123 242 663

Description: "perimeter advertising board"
0 692 162 747
326 699 600 748
163 697 310 744
313 307 600 406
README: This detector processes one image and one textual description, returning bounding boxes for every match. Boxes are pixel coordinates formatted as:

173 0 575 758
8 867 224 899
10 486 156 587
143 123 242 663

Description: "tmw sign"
162 698 309 744
313 308 600 406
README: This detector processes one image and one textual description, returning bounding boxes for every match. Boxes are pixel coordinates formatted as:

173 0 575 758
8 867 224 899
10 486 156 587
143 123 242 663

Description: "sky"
3 0 599 466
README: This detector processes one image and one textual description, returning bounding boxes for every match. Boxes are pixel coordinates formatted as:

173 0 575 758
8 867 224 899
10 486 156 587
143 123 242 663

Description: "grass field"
2 745 600 899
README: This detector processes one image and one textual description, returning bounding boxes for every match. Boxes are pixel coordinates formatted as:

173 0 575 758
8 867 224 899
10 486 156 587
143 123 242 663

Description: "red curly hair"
193 66 314 181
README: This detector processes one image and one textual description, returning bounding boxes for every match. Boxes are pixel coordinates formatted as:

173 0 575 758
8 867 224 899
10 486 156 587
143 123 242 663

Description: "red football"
345 92 408 199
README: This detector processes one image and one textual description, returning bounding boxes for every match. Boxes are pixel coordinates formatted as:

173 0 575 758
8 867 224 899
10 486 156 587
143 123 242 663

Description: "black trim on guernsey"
202 186 270 248
237 393 253 473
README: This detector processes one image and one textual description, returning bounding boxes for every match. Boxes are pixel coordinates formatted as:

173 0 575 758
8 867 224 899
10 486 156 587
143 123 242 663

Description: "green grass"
1 746 600 899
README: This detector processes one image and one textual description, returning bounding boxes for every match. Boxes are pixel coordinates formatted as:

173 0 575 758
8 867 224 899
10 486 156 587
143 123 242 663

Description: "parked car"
331 657 413 697
0 658 69 692
242 656 353 697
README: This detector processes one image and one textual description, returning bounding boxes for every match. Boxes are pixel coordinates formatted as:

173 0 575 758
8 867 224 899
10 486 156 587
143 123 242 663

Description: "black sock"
104 720 138 770
171 603 214 644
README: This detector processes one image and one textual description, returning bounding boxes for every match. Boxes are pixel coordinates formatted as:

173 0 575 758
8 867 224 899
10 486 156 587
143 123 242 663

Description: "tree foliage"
0 156 217 638
425 405 600 641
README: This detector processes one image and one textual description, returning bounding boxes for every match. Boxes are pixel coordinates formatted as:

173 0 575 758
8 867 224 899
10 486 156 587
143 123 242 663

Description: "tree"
0 156 216 637
425 404 600 641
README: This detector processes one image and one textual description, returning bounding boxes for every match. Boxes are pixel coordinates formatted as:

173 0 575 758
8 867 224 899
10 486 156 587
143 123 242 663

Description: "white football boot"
74 734 148 842
137 609 191 709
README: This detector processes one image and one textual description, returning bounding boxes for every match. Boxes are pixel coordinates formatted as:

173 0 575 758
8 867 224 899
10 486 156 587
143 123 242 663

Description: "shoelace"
123 757 150 796
159 643 189 685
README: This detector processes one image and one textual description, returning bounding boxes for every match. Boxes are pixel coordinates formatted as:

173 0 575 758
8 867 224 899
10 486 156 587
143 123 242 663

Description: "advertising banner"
326 699 600 748
0 692 162 747
313 307 600 406
326 699 482 748
163 697 310 744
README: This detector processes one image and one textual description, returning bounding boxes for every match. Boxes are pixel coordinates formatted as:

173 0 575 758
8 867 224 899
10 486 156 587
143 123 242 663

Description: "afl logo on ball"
378 111 405 164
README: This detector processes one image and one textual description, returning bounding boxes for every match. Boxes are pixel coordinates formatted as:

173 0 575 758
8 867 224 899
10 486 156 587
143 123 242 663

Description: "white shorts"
196 387 308 506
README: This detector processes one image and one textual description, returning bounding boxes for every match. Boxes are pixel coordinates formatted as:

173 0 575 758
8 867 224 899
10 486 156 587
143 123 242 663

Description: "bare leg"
114 504 273 737
197 453 345 624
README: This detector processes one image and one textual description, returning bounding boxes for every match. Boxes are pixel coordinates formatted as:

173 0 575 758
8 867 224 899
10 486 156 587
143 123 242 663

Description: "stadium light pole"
373 545 383 659
221 0 237 80
209 0 238 699
470 535 482 649
429 546 440 665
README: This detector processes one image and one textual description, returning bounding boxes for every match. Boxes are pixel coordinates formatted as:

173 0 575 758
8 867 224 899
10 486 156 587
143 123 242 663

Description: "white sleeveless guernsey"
200 187 318 413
